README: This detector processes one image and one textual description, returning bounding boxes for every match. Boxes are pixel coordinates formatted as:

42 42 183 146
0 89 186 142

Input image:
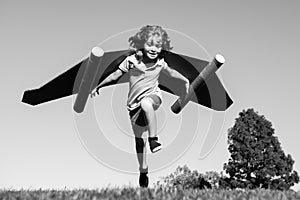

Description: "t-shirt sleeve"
118 57 130 73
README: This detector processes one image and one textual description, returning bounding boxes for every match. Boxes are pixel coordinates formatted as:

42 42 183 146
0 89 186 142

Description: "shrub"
157 165 226 189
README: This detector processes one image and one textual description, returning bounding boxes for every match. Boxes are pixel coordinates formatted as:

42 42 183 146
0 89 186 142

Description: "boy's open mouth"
148 51 158 56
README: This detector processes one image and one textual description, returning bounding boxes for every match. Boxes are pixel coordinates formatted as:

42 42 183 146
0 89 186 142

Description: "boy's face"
144 34 162 60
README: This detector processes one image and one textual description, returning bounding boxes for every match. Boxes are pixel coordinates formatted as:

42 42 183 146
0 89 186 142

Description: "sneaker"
148 137 162 153
139 172 149 188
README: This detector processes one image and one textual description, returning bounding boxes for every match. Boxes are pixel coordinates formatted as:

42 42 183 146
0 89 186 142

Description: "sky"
1 0 300 190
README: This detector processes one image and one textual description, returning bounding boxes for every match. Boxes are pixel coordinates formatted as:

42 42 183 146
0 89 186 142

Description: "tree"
222 108 299 190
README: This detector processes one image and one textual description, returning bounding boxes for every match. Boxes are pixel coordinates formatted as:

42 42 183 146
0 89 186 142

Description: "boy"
91 25 189 187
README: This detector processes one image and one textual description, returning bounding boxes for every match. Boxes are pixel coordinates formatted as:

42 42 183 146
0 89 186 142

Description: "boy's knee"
140 98 153 112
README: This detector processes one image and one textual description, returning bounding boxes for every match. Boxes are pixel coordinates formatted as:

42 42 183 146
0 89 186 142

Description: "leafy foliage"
156 165 227 189
222 108 299 190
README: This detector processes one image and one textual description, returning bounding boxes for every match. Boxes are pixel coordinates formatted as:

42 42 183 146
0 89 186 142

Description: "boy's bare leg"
140 96 162 153
140 97 157 138
132 123 148 171
135 137 148 171
132 123 149 187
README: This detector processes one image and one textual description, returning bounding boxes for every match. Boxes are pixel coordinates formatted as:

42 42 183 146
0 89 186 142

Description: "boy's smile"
144 35 162 60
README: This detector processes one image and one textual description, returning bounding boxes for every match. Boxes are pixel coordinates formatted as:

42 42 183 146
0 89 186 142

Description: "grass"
1 187 300 200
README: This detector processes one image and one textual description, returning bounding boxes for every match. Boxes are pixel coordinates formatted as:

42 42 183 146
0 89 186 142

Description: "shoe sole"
151 145 162 153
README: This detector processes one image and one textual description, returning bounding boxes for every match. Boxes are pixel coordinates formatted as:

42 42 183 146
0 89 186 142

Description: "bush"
157 165 226 189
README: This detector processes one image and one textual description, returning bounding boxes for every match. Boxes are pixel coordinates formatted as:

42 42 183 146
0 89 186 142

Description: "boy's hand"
184 80 190 96
90 86 100 98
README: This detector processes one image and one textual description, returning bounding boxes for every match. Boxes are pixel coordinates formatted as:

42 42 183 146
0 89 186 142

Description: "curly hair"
128 25 173 51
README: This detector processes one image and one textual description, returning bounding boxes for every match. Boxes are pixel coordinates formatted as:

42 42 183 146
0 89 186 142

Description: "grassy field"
1 187 300 200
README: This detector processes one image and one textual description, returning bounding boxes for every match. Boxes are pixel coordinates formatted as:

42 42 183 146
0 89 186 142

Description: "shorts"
129 94 162 127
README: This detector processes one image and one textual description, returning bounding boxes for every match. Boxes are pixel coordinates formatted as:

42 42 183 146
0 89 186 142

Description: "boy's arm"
90 69 124 97
162 66 190 95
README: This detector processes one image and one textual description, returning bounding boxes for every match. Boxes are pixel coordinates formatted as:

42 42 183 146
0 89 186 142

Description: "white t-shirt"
118 54 171 110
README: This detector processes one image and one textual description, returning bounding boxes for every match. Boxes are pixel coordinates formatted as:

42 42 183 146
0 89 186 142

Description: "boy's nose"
149 47 158 52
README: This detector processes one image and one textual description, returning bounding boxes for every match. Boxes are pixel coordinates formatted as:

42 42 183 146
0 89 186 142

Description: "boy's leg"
140 95 162 153
135 137 149 187
131 121 149 187
140 95 161 138
134 137 148 172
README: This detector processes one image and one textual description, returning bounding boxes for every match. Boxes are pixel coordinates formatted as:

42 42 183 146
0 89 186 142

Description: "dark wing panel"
22 50 133 106
160 51 233 111
22 59 87 105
